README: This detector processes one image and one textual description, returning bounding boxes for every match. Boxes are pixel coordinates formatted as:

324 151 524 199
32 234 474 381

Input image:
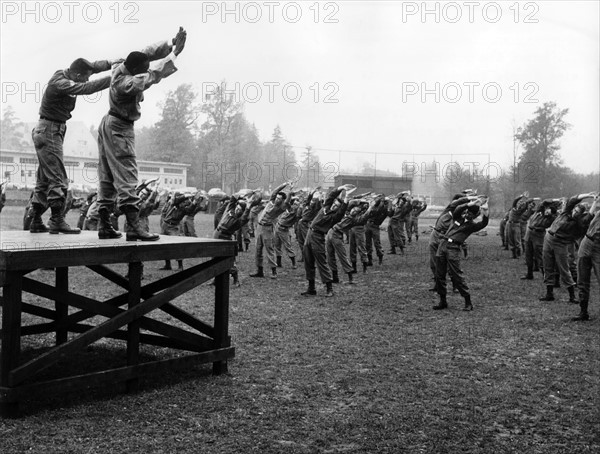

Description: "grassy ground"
0 206 598 453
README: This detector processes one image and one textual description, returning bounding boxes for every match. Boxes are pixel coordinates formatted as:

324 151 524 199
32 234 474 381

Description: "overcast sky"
1 1 598 176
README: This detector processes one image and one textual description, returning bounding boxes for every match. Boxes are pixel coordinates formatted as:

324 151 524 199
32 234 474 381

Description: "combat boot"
98 207 122 239
325 281 334 297
378 254 383 265
276 256 283 268
520 265 534 280
159 260 172 271
331 271 340 284
346 272 355 285
462 294 473 311
291 256 297 269
301 279 317 296
367 254 373 267
539 285 555 301
29 203 49 233
433 295 448 310
388 246 397 255
362 262 368 273
270 267 277 279
48 204 80 234
567 286 578 304
572 300 589 321
122 206 158 241
250 266 264 278
231 270 241 287
350 262 357 274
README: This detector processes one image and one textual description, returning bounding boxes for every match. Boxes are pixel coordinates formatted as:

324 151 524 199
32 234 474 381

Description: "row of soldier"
499 191 599 321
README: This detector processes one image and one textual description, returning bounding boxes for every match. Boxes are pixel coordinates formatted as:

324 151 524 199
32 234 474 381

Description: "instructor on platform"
96 27 187 241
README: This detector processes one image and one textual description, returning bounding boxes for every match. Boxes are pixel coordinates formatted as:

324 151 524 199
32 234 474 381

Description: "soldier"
498 210 510 250
520 198 537 252
0 181 7 213
365 196 389 266
214 193 261 286
275 196 301 269
159 191 195 271
573 194 600 321
428 194 477 292
23 191 35 230
408 198 428 243
540 193 596 303
296 187 322 263
327 198 378 284
250 182 291 279
137 181 161 234
77 192 97 230
181 190 208 237
387 192 412 254
349 194 375 274
30 56 118 234
96 28 187 241
214 195 231 229
506 193 531 259
84 198 100 231
521 198 559 280
434 198 489 311
301 185 354 297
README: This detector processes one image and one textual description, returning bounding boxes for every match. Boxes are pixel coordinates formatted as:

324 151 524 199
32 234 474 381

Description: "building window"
164 178 168 184
84 162 98 168
64 161 80 167
164 168 183 174
140 166 160 173
28 171 33 177
0 156 14 163
20 157 38 164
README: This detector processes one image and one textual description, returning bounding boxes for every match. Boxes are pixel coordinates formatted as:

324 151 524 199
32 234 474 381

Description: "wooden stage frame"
0 230 236 417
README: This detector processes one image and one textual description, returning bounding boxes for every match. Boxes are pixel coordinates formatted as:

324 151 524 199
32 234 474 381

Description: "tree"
143 84 199 164
515 102 571 197
0 106 28 151
198 80 244 190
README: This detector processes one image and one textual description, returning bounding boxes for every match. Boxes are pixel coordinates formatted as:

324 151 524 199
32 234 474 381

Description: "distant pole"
374 153 377 178
512 120 518 200
306 146 312 189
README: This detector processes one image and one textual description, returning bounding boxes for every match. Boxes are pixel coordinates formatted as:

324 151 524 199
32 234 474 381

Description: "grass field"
0 206 598 453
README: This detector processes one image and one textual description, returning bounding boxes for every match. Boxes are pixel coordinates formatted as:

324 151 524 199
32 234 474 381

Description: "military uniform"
541 196 593 302
365 200 389 265
33 61 110 212
97 40 177 241
302 188 347 295
575 210 600 320
252 183 288 278
434 203 489 310
522 200 558 279
408 200 427 242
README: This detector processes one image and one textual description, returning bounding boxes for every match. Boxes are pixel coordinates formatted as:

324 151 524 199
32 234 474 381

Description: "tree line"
2 91 597 209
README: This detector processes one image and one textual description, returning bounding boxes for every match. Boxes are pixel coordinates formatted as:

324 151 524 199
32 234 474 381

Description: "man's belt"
163 220 179 227
529 227 546 233
108 110 134 125
548 231 569 241
310 228 325 235
447 238 463 246
39 116 65 124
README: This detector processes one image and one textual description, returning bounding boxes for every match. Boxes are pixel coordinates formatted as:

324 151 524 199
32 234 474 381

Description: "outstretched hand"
173 26 187 56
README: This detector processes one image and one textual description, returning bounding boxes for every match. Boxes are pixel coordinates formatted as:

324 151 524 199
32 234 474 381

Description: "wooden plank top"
0 231 236 274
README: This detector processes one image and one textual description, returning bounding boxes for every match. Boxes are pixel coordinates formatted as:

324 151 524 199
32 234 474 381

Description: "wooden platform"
0 231 237 417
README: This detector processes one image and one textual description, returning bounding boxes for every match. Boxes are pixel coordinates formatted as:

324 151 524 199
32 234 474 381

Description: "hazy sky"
1 1 598 175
